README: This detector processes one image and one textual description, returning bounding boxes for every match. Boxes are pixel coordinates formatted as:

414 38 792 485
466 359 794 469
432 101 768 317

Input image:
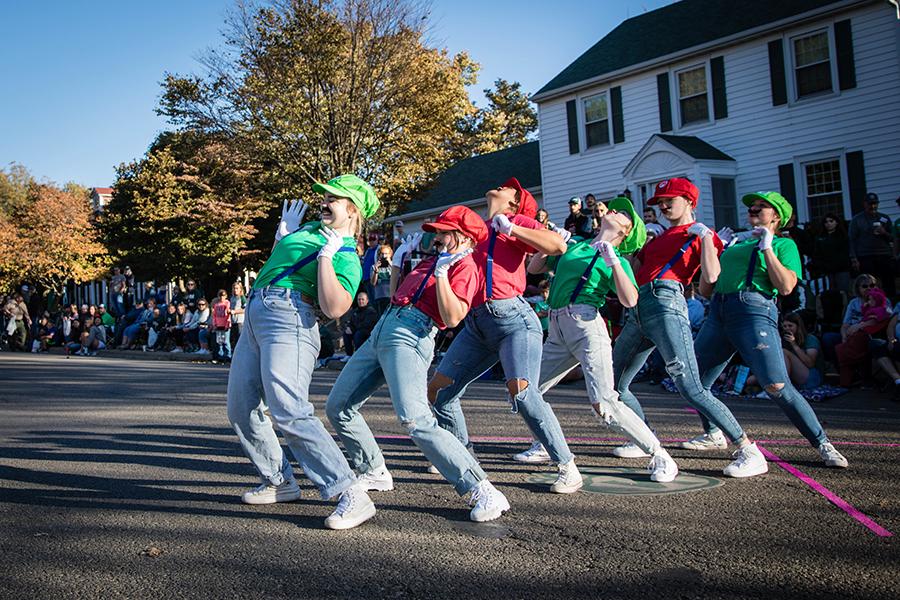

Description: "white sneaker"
427 464 440 475
550 460 583 494
648 449 678 483
818 443 848 468
241 479 301 505
170 348 182 353
468 480 510 522
357 464 394 491
325 485 376 530
680 430 728 451
723 443 769 478
612 442 651 458
512 441 551 464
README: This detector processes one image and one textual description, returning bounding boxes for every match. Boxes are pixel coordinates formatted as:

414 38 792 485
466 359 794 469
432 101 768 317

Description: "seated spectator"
782 313 824 390
342 291 378 356
185 298 211 355
211 290 232 360
33 316 56 352
97 304 116 332
121 298 156 349
831 274 892 387
76 316 107 356
871 303 900 400
147 306 166 350
861 286 891 331
168 303 188 352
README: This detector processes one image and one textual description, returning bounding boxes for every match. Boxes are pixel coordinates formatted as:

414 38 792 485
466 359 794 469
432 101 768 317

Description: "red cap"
422 205 488 243
501 177 538 219
648 178 699 208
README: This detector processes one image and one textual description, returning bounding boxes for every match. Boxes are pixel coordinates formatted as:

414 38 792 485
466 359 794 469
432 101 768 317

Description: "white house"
531 0 900 229
90 187 113 213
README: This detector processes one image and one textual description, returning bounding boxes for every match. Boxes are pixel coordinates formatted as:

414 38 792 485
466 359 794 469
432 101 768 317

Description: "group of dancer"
225 173 849 531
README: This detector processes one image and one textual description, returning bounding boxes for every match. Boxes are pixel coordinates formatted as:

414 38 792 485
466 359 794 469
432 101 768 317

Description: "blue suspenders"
409 258 439 306
485 229 498 300
267 246 356 287
654 236 697 280
569 251 602 305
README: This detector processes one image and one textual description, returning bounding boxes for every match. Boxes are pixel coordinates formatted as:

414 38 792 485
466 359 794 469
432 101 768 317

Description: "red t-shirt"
391 255 481 329
635 223 724 286
471 215 543 307
212 301 231 329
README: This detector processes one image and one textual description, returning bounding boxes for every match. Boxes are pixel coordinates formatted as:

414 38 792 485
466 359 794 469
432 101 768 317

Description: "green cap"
742 191 792 227
607 196 646 255
312 174 380 219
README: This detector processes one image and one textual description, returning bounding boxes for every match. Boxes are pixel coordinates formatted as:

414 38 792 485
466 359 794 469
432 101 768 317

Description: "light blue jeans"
613 279 746 442
694 292 829 447
326 305 486 495
431 296 575 465
226 287 357 500
540 304 662 454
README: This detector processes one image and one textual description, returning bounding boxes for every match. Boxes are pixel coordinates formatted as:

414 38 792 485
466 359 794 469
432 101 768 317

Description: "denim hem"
318 471 357 500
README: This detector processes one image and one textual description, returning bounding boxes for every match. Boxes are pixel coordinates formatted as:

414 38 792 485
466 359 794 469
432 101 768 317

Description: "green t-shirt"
545 240 636 309
714 236 802 296
253 222 362 300
100 312 116 327
533 299 550 330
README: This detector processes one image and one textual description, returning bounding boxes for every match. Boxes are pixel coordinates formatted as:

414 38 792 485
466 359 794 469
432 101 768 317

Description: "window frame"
579 90 612 151
798 154 849 222
673 63 712 129
787 26 839 102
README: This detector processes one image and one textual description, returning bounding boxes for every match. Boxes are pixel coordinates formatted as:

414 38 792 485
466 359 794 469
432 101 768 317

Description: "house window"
711 178 738 229
804 159 843 220
583 93 609 148
677 66 709 126
792 31 833 98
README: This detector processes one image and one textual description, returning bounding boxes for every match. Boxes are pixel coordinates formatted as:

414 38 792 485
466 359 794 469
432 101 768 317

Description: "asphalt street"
0 353 897 599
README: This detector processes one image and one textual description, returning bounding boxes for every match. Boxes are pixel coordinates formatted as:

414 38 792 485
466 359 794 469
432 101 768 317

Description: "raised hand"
317 225 345 259
434 248 473 278
275 199 308 241
491 214 514 236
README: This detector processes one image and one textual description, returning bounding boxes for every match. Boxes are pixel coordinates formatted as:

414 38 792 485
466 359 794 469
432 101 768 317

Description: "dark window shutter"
566 100 579 155
711 56 728 119
610 86 625 143
778 163 797 215
846 151 866 214
834 19 857 90
656 73 672 132
768 40 787 106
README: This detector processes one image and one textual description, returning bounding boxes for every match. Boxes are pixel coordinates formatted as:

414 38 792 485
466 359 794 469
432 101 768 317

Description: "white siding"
538 2 900 228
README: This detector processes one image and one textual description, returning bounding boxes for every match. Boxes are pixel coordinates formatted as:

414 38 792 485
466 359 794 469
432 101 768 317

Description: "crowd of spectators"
1 273 248 363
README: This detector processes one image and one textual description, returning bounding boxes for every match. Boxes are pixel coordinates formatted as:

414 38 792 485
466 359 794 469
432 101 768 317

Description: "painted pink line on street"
682 406 700 415
757 445 893 538
371 434 900 448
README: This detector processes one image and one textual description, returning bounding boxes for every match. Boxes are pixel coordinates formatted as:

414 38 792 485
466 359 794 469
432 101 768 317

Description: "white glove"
551 225 571 243
491 214 514 236
433 249 473 278
317 225 344 259
591 239 619 268
275 199 308 241
687 222 712 239
716 226 735 245
751 226 774 251
392 233 422 268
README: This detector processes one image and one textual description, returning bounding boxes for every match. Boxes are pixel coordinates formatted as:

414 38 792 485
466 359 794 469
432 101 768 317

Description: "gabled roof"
656 134 734 161
396 141 541 216
534 0 853 100
92 187 113 194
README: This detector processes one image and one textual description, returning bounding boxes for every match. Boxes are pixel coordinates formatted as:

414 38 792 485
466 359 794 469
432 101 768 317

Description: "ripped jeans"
431 297 575 465
613 280 746 442
540 304 662 455
694 292 828 447
326 306 486 495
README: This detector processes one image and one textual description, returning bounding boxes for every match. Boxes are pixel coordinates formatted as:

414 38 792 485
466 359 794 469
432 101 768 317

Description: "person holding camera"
370 245 394 314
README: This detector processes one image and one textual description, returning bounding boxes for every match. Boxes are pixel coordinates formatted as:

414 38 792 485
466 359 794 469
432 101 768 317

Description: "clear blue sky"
0 0 673 188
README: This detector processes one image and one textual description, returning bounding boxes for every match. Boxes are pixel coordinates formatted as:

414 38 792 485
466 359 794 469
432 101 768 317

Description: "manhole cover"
527 466 723 496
